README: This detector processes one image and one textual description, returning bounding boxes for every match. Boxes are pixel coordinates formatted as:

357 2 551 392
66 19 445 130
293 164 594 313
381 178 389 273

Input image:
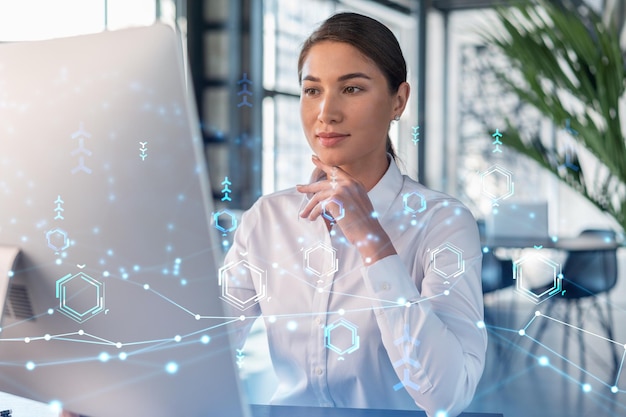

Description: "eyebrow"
302 72 372 83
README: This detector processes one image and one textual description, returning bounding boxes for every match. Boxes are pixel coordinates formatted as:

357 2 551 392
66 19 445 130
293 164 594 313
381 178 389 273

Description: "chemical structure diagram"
479 164 515 207
70 122 92 174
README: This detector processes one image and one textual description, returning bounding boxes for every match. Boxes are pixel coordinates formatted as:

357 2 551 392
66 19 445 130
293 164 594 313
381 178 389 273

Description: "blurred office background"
0 1 625 416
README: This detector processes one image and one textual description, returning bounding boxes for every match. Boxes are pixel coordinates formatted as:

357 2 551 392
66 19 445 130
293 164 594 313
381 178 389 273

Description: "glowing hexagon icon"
324 318 360 356
304 242 339 277
213 209 238 234
480 164 515 206
321 198 345 223
218 259 266 310
431 242 465 281
46 227 70 253
403 191 427 214
56 272 105 323
513 253 562 304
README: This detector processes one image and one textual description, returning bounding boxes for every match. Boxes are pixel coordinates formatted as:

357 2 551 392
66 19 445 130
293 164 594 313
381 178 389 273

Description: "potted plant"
479 0 626 234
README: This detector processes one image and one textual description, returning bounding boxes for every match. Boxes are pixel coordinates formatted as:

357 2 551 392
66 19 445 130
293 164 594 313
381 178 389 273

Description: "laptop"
0 24 250 417
486 202 550 245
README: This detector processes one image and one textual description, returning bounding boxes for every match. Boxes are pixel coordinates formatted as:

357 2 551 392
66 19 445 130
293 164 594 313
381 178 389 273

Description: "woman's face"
299 41 407 170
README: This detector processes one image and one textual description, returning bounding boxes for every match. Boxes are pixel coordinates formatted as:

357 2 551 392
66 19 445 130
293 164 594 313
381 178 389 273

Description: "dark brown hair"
298 12 407 159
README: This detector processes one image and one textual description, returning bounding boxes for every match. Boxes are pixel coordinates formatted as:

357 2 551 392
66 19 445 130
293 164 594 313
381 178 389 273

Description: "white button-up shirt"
222 159 487 417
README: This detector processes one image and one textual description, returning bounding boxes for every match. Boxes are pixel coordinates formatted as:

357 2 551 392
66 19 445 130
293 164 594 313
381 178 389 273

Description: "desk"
250 405 503 417
481 235 621 251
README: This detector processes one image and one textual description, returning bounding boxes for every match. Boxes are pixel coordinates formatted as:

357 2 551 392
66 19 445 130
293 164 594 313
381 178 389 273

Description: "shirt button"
381 282 391 290
315 367 324 376
315 317 322 325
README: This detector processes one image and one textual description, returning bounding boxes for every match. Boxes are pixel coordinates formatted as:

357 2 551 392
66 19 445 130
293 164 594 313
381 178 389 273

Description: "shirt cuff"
361 254 422 302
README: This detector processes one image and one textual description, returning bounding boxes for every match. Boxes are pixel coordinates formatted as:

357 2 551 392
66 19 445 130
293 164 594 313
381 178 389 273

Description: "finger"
298 188 332 218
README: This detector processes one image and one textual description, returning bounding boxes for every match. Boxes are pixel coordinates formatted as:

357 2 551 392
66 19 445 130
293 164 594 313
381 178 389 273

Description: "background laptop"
0 23 250 417
485 201 550 245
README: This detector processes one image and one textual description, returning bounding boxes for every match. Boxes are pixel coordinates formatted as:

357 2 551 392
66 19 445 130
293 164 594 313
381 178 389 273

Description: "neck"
340 155 390 191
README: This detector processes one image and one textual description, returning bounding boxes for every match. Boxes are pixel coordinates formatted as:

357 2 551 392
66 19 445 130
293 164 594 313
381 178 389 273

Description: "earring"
393 115 400 121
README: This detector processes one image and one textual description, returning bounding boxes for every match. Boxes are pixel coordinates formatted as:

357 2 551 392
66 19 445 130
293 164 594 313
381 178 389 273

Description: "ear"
391 82 410 118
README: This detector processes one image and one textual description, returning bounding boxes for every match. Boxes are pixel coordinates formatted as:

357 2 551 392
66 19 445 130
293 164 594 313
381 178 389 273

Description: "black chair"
528 229 620 381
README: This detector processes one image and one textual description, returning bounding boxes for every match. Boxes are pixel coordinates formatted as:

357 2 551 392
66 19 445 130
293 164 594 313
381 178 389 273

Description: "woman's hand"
296 155 396 264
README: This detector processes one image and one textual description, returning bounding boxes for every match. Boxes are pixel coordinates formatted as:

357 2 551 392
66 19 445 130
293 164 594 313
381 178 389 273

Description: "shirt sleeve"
221 204 263 349
361 202 487 417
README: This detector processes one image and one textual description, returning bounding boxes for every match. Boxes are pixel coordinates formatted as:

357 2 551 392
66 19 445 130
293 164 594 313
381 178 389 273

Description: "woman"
222 12 487 417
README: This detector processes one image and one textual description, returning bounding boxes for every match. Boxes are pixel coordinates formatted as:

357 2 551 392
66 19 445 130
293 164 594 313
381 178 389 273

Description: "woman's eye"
344 86 362 94
303 87 319 96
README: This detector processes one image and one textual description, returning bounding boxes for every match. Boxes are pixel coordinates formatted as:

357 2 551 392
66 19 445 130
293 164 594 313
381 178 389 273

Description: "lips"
316 132 349 147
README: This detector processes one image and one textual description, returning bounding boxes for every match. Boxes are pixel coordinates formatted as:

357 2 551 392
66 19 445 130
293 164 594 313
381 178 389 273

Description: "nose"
317 92 342 125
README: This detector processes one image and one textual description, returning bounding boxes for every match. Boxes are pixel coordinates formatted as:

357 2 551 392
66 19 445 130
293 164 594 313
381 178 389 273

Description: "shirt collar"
367 156 404 219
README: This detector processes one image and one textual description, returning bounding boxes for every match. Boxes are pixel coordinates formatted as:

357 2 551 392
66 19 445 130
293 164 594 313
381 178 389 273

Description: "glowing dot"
103 270 110 277
49 401 63 412
287 321 298 331
195 314 201 320
201 335 210 344
482 247 489 253
538 356 549 366
122 273 129 279
119 352 127 360
338 308 345 316
107 249 114 256
365 257 372 264
444 290 450 296
116 342 122 348
48 308 54 315
99 352 110 362
476 321 485 329
535 311 541 317
268 316 277 323
436 411 447 417
55 258 62 265
582 383 591 393
165 362 179 374
133 265 141 271
78 329 84 335
44 334 51 341
272 263 278 268
7 270 14 277
174 335 182 342
143 284 150 290
24 337 30 343
318 288 323 293
371 211 379 218
239 315 245 321
611 386 618 393
518 329 526 336
405 302 411 308
397 297 406 306
26 361 35 370
175 258 181 264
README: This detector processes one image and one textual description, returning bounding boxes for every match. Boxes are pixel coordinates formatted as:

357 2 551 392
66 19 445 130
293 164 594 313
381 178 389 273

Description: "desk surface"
250 405 503 417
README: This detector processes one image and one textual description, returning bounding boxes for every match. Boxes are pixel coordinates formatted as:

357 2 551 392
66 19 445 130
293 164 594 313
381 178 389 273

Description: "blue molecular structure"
491 129 503 153
303 242 339 278
321 198 345 224
221 177 232 202
411 126 420 145
237 73 253 108
213 209 238 235
403 191 427 215
513 252 562 304
70 122 92 174
46 227 70 253
139 141 148 161
479 164 515 207
430 242 465 283
54 195 65 220
324 318 360 357
392 325 421 392
56 271 105 323
218 259 266 310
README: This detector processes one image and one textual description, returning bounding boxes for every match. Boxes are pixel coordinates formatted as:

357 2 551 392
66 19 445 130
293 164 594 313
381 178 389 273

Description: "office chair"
528 229 620 382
